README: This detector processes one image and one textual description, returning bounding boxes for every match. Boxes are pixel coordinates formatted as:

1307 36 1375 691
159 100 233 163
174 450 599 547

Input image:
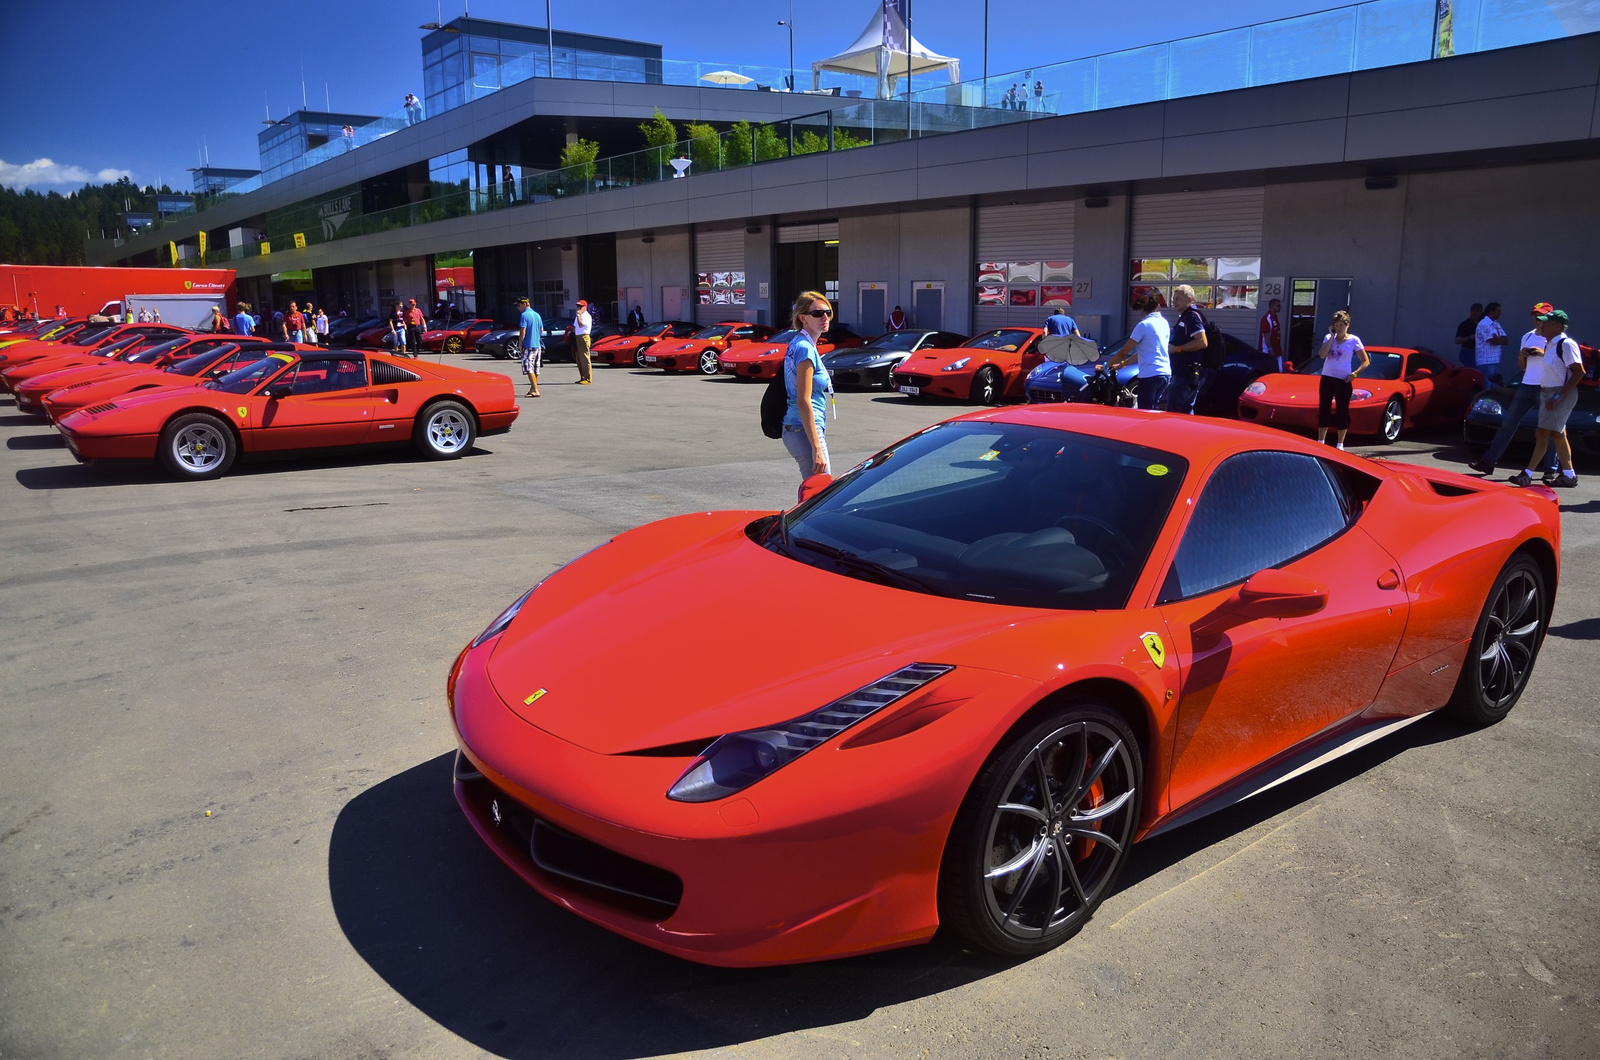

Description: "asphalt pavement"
0 356 1595 1060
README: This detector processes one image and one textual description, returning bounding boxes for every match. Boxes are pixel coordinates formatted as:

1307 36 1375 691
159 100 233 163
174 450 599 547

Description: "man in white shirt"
572 299 594 384
1469 302 1558 477
1474 302 1508 382
1509 308 1583 489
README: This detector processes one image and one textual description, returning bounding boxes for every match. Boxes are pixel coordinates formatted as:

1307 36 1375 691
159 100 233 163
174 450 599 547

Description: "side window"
1160 451 1350 603
1411 352 1448 374
290 359 367 394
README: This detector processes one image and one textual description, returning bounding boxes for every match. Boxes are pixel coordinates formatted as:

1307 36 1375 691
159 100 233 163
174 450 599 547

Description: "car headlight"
1244 381 1266 396
942 357 971 372
666 662 953 802
1351 388 1373 401
471 586 537 647
1471 397 1504 416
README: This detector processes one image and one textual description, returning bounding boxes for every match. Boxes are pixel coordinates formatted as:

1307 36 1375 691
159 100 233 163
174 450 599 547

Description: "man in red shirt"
406 299 426 355
1258 298 1283 370
285 302 306 343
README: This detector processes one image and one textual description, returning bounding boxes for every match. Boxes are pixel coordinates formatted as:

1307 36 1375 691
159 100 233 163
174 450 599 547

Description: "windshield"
964 329 1035 352
167 346 238 376
92 336 144 358
767 329 800 344
69 327 117 346
121 338 189 364
779 421 1188 609
206 353 293 394
694 325 732 340
1296 351 1403 381
863 331 929 352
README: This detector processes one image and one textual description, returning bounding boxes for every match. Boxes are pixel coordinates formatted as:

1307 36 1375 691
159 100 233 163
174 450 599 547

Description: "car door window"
1159 451 1350 603
289 359 368 395
1410 352 1448 375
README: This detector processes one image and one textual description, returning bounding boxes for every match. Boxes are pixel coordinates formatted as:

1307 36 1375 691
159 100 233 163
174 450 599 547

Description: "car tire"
413 399 476 460
972 366 1003 405
444 336 464 356
1445 553 1547 727
698 348 721 376
502 338 519 362
1377 397 1404 444
158 412 237 480
634 345 651 369
939 697 1141 958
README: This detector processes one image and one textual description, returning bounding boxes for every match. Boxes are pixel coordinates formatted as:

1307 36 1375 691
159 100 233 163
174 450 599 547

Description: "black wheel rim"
981 719 1136 941
1479 567 1541 709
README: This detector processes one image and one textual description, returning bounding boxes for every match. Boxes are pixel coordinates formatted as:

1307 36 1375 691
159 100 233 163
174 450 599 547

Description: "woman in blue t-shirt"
1105 290 1172 410
783 290 834 487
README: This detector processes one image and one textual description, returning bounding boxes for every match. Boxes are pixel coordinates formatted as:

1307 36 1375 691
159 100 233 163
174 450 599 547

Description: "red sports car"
0 323 188 385
6 330 200 409
641 323 776 375
890 327 1048 404
449 404 1558 967
420 318 498 355
38 338 274 422
56 346 520 479
1238 347 1486 443
718 326 867 381
589 321 701 367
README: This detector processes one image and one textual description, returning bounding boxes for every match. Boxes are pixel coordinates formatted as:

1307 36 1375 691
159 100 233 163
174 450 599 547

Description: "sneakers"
577 379 592 385
1507 471 1533 487
1541 470 1561 486
1467 459 1496 476
1551 473 1579 489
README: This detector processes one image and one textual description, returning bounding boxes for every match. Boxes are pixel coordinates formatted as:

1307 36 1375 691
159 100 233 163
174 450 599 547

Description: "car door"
253 356 378 451
1399 350 1437 422
1153 450 1408 812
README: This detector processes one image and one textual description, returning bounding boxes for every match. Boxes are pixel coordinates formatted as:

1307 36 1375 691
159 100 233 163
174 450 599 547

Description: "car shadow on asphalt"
13 446 493 490
1548 616 1600 640
0 413 45 427
328 752 1012 1060
6 432 63 449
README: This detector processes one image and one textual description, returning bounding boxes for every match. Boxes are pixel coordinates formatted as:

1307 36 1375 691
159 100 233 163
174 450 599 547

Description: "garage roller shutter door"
694 228 746 325
974 200 1075 333
777 222 839 244
1130 188 1263 256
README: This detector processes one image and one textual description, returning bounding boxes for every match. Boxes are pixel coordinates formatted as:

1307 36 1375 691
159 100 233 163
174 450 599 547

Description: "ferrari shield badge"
1141 632 1166 668
237 406 248 419
523 688 548 706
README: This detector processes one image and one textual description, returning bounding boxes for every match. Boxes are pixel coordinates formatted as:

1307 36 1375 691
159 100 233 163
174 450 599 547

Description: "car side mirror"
797 473 833 504
1407 367 1433 380
266 384 293 399
1192 569 1328 638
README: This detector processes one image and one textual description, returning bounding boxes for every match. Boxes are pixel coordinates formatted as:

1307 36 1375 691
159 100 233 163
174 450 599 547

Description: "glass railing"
132 0 1598 264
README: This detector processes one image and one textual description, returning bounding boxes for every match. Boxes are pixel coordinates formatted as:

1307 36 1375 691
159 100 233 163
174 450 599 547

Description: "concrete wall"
615 228 691 323
838 205 971 335
1071 194 1131 343
743 226 773 328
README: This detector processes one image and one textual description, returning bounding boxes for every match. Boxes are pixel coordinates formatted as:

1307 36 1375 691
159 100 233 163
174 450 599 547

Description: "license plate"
642 355 657 363
898 385 920 395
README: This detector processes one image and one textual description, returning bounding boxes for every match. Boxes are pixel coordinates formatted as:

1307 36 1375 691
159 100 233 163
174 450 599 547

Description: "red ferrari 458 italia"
39 338 276 422
589 322 701 367
890 327 1048 404
450 404 1558 967
55 346 519 479
718 326 866 381
641 322 776 375
1238 346 1486 443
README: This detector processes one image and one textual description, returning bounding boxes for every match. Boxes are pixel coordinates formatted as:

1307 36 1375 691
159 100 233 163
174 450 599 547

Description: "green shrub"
724 121 754 167
559 138 601 182
753 124 789 161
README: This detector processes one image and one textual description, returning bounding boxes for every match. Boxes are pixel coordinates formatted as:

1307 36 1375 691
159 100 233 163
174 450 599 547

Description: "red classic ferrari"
0 323 188 379
589 321 701 367
890 327 1048 404
55 346 519 479
12 334 257 414
450 405 1559 967
1238 347 1486 443
39 338 277 422
641 322 776 375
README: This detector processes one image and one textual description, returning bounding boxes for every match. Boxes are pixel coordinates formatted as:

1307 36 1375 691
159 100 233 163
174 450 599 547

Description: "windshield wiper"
791 537 945 596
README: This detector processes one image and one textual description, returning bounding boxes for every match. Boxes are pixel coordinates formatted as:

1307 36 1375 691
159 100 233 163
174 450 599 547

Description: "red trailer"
0 264 237 321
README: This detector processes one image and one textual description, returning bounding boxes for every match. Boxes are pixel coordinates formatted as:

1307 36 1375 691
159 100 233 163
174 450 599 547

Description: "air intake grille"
371 361 420 385
82 402 118 415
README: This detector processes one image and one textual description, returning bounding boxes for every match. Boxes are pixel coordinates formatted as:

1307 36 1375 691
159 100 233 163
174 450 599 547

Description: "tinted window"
1160 451 1349 603
863 331 930 351
1296 351 1403 381
1411 352 1448 374
209 355 294 394
964 329 1036 352
286 358 367 394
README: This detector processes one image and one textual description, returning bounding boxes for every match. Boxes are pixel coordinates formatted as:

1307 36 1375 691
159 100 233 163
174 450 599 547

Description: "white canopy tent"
810 0 959 99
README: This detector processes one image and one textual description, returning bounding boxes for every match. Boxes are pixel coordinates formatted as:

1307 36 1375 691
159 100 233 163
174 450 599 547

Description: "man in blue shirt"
233 303 255 336
1044 307 1079 337
1165 285 1210 414
517 297 543 398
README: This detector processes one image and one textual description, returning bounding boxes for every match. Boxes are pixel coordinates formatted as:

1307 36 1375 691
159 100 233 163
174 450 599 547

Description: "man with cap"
1509 307 1583 489
517 297 543 398
572 299 593 384
1468 302 1559 477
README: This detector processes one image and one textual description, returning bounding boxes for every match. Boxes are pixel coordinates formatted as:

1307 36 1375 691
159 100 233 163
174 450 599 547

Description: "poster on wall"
976 285 1005 306
699 271 747 306
1041 284 1073 308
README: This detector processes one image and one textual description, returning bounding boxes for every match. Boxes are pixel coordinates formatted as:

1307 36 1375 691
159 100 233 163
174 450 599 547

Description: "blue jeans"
1135 374 1170 411
1165 363 1210 414
1482 384 1556 470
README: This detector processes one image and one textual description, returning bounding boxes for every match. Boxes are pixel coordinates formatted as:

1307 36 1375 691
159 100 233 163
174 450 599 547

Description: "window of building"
977 260 1073 310
1130 257 1261 310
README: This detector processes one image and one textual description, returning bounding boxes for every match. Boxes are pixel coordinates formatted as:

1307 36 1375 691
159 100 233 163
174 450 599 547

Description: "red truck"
0 264 237 323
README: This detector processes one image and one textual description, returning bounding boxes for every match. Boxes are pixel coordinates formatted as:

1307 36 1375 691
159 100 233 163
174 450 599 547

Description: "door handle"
1377 569 1400 590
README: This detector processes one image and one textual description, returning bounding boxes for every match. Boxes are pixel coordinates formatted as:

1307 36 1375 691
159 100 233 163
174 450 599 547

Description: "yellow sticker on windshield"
1147 463 1169 476
269 353 293 362
1141 632 1166 668
979 450 1000 461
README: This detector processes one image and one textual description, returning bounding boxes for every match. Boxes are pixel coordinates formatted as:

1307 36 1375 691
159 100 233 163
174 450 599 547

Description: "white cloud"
0 157 134 191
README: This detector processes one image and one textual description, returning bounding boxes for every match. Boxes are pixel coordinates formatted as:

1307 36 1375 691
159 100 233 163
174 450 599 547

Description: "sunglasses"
805 308 833 318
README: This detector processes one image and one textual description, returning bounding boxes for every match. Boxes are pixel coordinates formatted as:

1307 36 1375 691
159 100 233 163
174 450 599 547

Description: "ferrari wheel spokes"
173 422 226 471
428 408 469 453
981 718 1136 942
1479 568 1540 709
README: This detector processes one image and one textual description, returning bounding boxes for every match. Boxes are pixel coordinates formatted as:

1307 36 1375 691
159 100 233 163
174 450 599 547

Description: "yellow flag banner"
293 232 306 249
168 241 178 266
197 231 208 255
260 241 271 256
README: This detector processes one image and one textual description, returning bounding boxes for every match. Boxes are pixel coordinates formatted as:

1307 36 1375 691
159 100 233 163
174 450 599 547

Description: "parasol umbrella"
699 69 754 86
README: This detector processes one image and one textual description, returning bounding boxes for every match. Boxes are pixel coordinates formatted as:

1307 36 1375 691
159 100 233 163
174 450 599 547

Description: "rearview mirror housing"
797 473 833 504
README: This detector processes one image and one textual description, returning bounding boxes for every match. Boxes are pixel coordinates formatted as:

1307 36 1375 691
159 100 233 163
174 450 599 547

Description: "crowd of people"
1466 301 1583 488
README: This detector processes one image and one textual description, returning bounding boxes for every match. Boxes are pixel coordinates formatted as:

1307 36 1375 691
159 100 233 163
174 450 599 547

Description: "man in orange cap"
572 299 593 384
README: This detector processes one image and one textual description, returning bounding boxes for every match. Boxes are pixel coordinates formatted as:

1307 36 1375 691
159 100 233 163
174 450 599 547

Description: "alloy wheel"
1477 566 1541 709
172 422 227 473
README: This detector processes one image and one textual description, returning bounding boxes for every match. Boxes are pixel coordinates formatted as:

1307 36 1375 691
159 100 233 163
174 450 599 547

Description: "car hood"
484 511 1047 755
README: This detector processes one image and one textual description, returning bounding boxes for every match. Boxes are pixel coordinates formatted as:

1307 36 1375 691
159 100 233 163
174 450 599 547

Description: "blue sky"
0 0 1342 192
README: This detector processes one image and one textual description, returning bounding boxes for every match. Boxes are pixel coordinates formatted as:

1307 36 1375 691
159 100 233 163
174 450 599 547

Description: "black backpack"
760 371 788 439
1202 317 1226 371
